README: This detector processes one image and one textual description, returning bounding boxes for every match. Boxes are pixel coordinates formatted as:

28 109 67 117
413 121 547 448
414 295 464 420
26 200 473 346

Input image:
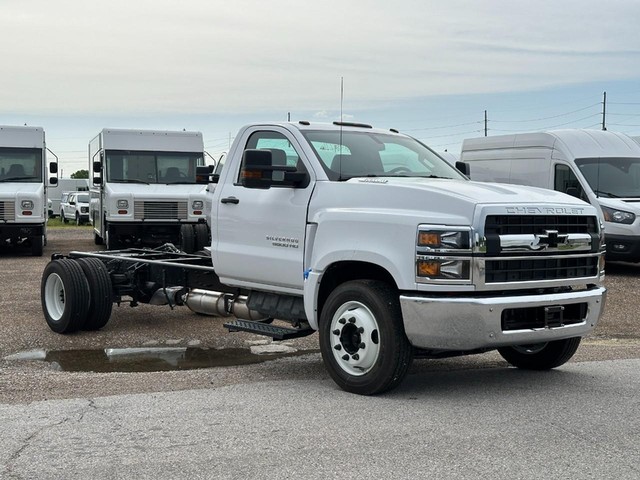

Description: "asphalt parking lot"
0 227 639 404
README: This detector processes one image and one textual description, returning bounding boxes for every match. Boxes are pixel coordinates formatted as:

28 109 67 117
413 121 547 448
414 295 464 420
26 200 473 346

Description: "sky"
2 0 640 174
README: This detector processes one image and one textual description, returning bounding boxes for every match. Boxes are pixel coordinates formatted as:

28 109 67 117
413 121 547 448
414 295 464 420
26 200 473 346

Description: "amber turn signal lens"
417 260 441 277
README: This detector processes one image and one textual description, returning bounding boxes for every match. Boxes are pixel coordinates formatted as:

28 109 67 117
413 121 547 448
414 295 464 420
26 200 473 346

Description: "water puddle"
4 347 315 373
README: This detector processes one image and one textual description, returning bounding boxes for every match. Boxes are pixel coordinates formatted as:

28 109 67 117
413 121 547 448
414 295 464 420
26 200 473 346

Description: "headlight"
416 225 472 283
192 200 204 210
117 199 129 208
21 200 34 209
602 206 635 225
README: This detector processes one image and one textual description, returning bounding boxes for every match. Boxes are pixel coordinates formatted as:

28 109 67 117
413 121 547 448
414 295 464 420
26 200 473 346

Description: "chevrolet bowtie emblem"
537 230 568 248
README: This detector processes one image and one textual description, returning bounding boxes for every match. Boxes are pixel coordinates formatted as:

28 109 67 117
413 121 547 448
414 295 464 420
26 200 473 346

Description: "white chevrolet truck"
42 122 606 395
0 125 58 256
89 128 210 252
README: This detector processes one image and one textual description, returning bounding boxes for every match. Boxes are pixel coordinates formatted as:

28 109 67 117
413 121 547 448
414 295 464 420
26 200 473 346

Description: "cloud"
1 0 639 115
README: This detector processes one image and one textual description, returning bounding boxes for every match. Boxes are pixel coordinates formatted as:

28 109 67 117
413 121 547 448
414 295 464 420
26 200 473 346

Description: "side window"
240 131 308 184
554 164 587 202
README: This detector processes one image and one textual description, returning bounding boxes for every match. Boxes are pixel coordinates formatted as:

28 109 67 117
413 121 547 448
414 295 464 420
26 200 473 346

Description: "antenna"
339 77 344 179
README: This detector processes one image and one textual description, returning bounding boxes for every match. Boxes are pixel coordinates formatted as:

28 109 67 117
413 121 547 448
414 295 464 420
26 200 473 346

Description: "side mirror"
455 161 470 176
196 165 215 184
49 163 58 174
93 161 101 173
49 177 58 185
240 149 274 189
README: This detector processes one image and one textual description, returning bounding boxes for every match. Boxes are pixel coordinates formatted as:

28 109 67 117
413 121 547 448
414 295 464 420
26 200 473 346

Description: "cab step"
223 319 314 340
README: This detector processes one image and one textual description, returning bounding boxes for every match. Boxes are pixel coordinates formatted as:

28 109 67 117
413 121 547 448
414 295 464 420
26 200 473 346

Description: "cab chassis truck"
41 122 607 395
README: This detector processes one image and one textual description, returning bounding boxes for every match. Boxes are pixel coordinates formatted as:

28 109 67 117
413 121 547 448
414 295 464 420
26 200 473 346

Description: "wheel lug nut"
358 327 364 333
352 354 359 360
342 354 349 361
348 317 356 323
338 318 346 324
359 342 365 349
332 329 340 335
334 344 342 351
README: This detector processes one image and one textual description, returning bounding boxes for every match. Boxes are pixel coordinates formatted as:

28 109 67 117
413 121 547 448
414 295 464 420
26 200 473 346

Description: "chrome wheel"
329 301 380 376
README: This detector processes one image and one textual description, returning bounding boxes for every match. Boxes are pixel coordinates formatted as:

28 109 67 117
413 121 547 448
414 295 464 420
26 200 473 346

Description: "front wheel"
319 280 413 395
498 337 581 370
61 211 67 223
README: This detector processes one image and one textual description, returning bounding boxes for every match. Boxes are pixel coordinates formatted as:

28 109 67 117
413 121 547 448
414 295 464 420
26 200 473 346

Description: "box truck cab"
89 128 210 252
0 125 58 256
461 129 640 262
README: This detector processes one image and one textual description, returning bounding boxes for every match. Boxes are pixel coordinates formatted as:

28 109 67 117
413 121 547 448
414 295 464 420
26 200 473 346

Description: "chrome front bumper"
400 286 606 351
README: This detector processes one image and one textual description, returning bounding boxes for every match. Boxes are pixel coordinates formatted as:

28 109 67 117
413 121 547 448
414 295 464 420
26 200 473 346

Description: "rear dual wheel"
41 258 112 333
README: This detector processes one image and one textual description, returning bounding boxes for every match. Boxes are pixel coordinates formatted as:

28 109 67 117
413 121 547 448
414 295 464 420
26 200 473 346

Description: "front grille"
486 256 599 283
134 201 187 220
0 201 16 221
80 206 89 213
485 215 598 235
502 303 587 331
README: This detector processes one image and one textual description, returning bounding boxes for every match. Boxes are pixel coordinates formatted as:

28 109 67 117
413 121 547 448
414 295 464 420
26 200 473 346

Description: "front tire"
41 259 90 333
498 337 581 370
61 211 67 223
179 224 195 253
319 280 413 395
30 234 43 256
194 223 210 251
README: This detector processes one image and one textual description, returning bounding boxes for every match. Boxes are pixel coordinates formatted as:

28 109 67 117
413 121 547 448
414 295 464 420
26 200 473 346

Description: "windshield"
0 147 43 183
76 194 89 203
105 150 203 184
576 157 640 198
302 130 465 181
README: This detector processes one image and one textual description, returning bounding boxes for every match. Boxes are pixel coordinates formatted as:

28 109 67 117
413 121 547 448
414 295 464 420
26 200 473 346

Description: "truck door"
213 127 314 292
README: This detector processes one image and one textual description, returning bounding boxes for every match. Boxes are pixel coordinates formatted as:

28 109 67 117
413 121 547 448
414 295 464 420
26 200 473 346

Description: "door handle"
221 196 239 204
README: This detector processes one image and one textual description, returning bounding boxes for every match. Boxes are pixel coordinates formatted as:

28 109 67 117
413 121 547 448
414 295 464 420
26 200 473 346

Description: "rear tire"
41 259 90 333
75 258 113 331
498 337 581 370
179 224 195 253
319 280 413 395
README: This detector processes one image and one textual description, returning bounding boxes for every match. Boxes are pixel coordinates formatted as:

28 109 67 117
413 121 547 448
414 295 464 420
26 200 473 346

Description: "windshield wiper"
594 189 619 198
115 179 151 185
0 176 39 182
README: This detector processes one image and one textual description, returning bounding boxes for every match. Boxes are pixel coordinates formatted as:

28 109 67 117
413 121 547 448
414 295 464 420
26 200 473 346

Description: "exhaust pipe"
183 289 267 321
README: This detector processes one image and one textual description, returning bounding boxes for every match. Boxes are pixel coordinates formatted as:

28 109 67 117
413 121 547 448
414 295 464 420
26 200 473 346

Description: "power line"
490 103 600 123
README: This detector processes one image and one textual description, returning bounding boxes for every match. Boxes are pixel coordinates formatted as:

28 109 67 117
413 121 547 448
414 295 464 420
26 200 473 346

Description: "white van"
461 129 640 262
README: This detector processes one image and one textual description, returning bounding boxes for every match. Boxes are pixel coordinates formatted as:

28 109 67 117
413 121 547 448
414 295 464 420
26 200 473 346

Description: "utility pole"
602 91 607 131
484 110 488 136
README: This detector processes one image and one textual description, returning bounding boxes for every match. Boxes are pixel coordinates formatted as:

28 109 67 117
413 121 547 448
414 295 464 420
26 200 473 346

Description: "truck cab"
0 125 57 256
89 128 210 251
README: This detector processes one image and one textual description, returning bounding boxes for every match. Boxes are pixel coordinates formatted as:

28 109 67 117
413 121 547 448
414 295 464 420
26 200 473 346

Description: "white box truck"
89 128 210 252
0 125 58 256
461 129 640 262
43 121 606 395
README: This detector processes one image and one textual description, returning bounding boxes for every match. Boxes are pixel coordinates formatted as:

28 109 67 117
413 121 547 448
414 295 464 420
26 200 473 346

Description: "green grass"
47 217 92 228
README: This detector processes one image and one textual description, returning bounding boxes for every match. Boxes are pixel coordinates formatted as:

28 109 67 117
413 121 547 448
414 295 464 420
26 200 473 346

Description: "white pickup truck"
41 121 607 394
